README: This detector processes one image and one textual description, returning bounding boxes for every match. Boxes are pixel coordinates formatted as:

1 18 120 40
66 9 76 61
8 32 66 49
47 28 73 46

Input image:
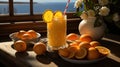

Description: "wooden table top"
0 34 120 67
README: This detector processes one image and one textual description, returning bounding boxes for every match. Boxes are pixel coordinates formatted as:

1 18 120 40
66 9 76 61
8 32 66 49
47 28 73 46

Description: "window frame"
0 0 81 38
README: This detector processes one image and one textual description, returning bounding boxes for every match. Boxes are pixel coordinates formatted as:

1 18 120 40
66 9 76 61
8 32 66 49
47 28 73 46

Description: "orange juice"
47 15 67 50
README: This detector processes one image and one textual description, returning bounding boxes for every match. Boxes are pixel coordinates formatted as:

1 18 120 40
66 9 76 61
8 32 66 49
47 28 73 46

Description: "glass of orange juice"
47 15 67 51
43 10 68 51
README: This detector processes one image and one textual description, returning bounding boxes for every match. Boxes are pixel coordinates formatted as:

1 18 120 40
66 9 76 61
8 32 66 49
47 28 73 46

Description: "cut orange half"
95 46 110 56
67 52 75 59
58 48 69 58
75 47 87 59
42 10 53 23
54 11 63 18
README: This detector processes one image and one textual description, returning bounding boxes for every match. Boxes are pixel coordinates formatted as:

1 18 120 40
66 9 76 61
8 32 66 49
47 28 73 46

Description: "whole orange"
66 33 79 41
27 30 37 38
33 42 46 55
14 40 27 52
21 33 33 41
16 30 26 39
87 47 100 60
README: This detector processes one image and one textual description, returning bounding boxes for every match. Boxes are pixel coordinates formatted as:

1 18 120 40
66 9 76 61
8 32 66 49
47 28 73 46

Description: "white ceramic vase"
78 17 106 40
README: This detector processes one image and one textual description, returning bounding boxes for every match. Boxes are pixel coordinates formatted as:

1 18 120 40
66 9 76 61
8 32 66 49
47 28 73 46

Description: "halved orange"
95 46 110 56
90 41 101 47
42 10 53 23
67 51 75 59
75 47 87 59
67 46 78 58
58 48 69 58
79 42 91 49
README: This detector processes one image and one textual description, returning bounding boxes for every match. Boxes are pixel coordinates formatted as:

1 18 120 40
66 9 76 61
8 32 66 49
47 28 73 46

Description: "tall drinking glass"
47 15 67 51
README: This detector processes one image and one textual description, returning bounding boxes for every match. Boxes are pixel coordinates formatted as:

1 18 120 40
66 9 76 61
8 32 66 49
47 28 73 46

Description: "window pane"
33 0 76 14
0 0 76 15
13 0 30 15
0 0 9 15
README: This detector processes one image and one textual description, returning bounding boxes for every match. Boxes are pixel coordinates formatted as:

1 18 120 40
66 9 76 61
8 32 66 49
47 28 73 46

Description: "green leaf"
74 11 83 17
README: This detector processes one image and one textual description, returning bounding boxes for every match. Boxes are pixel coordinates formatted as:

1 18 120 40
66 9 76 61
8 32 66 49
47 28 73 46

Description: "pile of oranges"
15 30 38 41
13 30 47 55
13 30 37 52
59 33 110 60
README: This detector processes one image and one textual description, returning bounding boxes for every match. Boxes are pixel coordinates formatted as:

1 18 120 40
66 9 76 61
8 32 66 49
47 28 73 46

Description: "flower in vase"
87 10 95 17
99 6 110 16
74 0 83 8
74 0 120 28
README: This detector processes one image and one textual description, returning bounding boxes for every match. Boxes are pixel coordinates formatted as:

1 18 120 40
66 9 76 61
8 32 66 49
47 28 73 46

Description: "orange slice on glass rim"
42 10 53 23
54 11 63 18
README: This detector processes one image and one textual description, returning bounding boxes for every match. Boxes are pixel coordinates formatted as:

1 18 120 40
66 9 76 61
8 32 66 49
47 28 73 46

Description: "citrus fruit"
75 47 87 59
67 51 75 59
58 48 69 58
66 33 79 41
69 41 79 47
68 46 79 52
16 30 26 39
33 42 46 55
79 34 92 42
54 11 63 18
21 33 33 41
95 46 110 56
27 30 37 38
75 40 81 44
79 42 91 49
42 10 53 23
74 40 81 44
90 41 101 47
87 47 100 60
14 40 27 52
67 46 79 58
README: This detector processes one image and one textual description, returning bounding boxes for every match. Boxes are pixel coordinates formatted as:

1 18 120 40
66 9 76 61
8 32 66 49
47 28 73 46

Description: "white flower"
99 6 110 16
98 0 109 6
87 10 95 17
113 13 120 22
80 11 88 20
74 0 83 8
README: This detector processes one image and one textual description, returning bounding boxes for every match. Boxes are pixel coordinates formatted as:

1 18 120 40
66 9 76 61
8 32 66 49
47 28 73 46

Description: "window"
0 0 80 37
0 0 76 15
14 0 30 15
0 0 9 15
33 0 76 14
0 0 78 23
